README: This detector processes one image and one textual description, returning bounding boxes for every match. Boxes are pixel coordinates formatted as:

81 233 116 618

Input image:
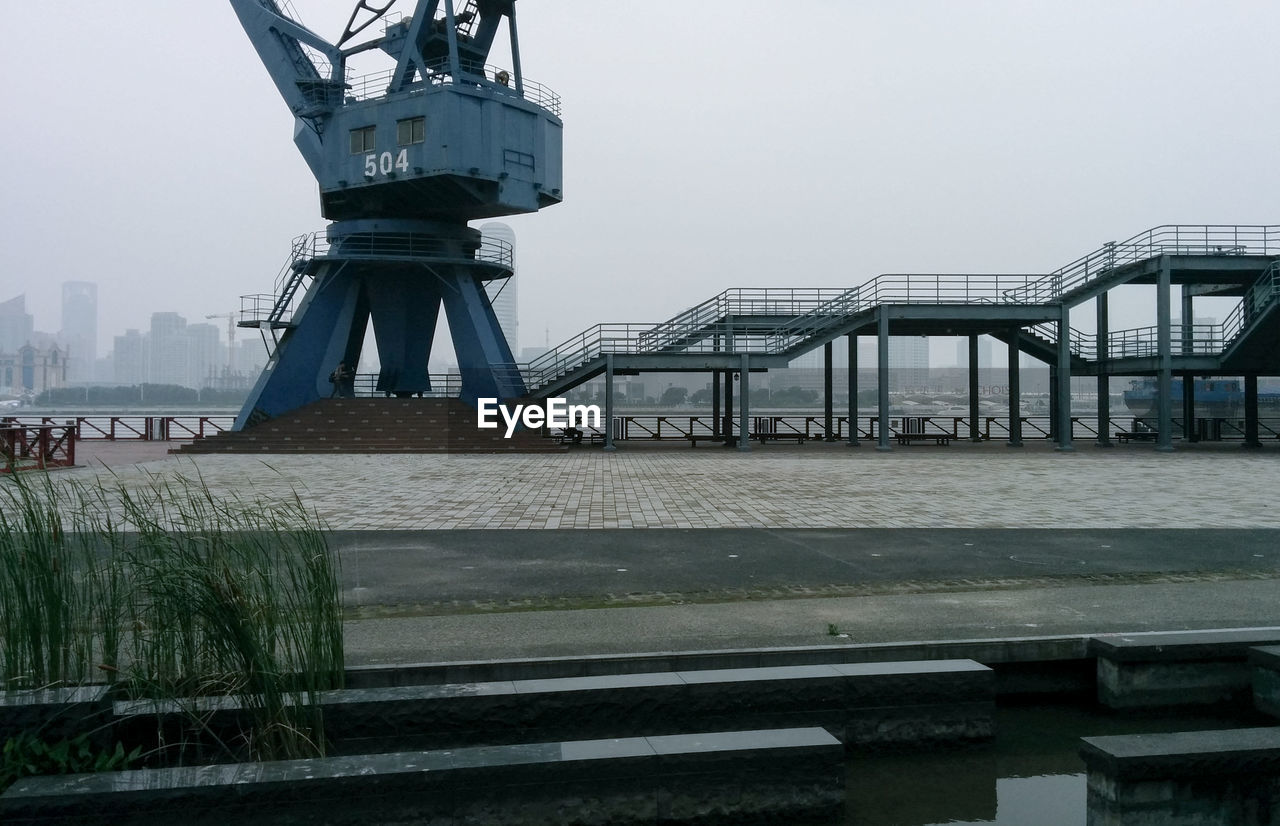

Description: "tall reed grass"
0 468 343 762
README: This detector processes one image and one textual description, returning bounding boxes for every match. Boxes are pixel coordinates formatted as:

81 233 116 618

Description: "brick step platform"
175 399 567 454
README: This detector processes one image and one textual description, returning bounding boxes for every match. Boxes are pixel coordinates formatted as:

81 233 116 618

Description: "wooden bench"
755 432 808 444
894 432 952 446
1114 430 1157 443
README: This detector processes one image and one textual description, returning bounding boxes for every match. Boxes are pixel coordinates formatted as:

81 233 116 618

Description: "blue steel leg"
235 267 368 429
738 354 751 453
366 273 440 396
439 271 526 404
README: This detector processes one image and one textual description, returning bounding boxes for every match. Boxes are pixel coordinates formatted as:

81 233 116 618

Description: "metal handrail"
1221 261 1280 346
311 231 513 268
241 229 512 329
1023 321 1093 358
757 273 1043 354
640 288 849 352
1004 224 1280 303
1104 324 1224 359
345 58 562 116
524 274 1047 392
350 373 463 398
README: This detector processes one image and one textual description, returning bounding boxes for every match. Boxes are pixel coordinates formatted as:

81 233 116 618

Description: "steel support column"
1096 293 1111 447
1245 374 1262 448
723 367 734 447
711 370 721 438
847 333 859 447
968 335 981 442
712 333 721 439
1007 330 1023 447
603 353 616 452
1182 286 1196 442
1056 304 1074 451
1048 365 1058 442
824 341 835 441
739 354 751 453
877 307 891 451
1156 257 1174 451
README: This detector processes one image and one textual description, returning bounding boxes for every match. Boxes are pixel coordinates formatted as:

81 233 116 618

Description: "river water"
844 701 1264 825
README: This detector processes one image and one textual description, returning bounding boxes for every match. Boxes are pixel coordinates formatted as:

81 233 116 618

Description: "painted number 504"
365 149 409 177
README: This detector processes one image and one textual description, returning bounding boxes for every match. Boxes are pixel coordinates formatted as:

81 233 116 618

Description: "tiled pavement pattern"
61 442 1280 530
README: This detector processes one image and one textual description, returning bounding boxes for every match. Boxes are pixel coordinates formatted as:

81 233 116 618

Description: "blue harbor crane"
228 0 562 428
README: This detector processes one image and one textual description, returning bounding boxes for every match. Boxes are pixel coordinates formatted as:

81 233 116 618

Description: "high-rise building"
149 312 189 387
954 336 993 369
480 222 518 353
113 329 148 384
186 323 221 389
0 295 34 355
60 281 98 382
890 336 931 391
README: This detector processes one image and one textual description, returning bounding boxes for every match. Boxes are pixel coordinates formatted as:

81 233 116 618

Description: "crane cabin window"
397 117 426 146
349 126 377 154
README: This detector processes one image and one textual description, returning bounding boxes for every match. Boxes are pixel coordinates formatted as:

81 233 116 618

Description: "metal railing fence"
345 57 562 115
1 423 76 471
1005 224 1280 303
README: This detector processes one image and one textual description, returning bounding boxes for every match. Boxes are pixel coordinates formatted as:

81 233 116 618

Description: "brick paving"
59 440 1280 530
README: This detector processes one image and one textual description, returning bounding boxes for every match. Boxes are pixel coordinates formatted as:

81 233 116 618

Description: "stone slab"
344 634 1086 691
1090 628 1280 663
0 686 111 746
1082 728 1280 826
1081 727 1280 781
0 727 844 826
1250 645 1280 719
110 659 993 756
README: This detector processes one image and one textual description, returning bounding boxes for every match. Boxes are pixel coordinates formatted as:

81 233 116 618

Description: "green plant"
1 732 141 792
0 466 343 764
826 623 840 636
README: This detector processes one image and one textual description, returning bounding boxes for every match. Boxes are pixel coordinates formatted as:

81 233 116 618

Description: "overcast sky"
3 1 1277 366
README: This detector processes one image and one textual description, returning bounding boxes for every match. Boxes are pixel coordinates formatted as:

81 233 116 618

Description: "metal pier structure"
238 222 1280 452
223 6 1279 454
500 224 1278 452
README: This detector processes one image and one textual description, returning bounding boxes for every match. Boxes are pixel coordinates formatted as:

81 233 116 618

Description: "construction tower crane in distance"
227 0 563 429
205 313 238 373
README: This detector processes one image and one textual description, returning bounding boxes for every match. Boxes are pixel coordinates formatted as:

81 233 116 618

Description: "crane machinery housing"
228 0 562 429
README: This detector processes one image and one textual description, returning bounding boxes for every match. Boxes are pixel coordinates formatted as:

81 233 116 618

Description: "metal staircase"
239 233 317 332
454 0 479 38
1005 225 1280 305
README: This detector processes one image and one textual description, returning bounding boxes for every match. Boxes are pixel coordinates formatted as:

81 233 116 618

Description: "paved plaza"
65 440 1280 531
47 440 1280 664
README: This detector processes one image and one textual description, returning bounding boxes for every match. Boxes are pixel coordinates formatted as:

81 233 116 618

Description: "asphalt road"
332 528 1280 614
